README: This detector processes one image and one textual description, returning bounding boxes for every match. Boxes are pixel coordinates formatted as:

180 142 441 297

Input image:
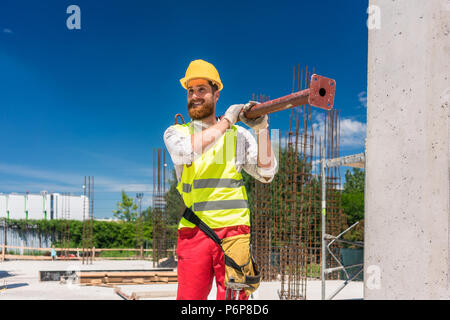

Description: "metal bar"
327 221 360 247
82 177 86 264
325 221 362 281
327 267 364 300
325 153 365 169
324 238 364 247
324 264 363 275
321 146 326 300
243 74 336 119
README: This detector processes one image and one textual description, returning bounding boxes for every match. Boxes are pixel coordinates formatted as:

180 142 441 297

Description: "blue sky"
0 0 368 218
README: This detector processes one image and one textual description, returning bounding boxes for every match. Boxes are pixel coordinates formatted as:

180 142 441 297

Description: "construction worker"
164 59 277 300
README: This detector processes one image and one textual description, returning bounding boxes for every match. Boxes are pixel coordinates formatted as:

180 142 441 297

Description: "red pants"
176 225 250 300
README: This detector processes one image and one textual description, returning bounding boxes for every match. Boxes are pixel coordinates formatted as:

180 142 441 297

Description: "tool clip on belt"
182 207 259 285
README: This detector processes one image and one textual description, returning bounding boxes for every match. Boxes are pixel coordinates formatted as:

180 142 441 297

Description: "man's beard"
187 99 215 120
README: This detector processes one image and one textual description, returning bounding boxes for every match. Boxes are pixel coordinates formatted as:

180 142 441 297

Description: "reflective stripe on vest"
182 178 244 193
182 183 192 193
193 199 248 211
172 122 250 229
193 178 244 189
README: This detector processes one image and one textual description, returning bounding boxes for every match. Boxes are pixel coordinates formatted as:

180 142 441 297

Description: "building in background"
0 192 88 221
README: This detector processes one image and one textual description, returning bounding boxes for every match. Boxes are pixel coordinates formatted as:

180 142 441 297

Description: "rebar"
82 176 94 264
250 65 344 300
136 192 144 259
152 147 168 267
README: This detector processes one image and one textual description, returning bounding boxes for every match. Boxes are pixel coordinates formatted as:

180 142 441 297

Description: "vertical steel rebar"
82 176 94 264
247 65 343 300
321 146 326 300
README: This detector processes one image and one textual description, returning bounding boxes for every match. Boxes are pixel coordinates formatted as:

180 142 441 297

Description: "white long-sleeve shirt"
163 120 277 184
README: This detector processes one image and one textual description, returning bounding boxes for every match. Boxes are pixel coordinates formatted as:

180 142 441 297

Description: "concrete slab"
0 260 363 300
0 260 159 300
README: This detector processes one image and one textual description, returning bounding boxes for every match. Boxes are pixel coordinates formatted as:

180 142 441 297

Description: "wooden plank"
5 255 54 261
83 280 177 285
132 278 145 284
40 268 173 282
106 281 177 285
78 270 178 285
132 291 177 299
84 277 177 283
90 279 102 285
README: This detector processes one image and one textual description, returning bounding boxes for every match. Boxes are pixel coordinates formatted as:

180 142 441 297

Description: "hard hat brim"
180 77 223 91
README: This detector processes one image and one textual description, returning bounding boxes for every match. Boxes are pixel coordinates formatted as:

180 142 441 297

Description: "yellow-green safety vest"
172 123 250 230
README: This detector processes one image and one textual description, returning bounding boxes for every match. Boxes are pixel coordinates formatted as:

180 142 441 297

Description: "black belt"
182 207 247 273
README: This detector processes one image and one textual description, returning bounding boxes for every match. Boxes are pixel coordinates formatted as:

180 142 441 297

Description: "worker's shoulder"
167 123 189 129
164 123 189 135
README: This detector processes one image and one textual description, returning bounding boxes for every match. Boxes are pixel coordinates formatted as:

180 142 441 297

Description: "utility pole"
136 193 144 259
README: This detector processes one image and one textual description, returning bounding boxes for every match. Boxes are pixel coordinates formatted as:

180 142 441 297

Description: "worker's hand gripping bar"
243 74 336 119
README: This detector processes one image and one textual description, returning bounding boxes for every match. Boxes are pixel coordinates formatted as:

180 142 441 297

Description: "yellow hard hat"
180 59 223 91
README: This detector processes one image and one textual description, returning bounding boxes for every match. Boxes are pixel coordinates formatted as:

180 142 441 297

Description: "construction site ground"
0 260 363 300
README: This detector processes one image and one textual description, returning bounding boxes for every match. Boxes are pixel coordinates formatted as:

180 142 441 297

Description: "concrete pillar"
365 0 450 299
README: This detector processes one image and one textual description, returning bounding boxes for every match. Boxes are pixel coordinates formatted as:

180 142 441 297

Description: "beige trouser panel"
221 233 261 296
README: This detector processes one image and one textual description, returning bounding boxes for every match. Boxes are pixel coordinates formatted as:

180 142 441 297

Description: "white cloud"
340 118 367 147
358 91 367 108
311 112 366 148
275 113 365 175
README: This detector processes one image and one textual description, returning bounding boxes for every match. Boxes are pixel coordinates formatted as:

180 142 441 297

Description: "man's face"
187 80 219 120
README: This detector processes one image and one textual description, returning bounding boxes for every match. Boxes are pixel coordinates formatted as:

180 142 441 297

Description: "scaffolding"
82 176 94 264
152 147 167 267
135 192 145 259
321 152 365 300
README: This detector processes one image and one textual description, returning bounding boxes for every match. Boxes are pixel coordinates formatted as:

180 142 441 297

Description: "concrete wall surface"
365 0 450 299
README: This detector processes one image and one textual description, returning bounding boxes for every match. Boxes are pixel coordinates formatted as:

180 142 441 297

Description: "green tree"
343 168 365 194
141 206 153 223
113 190 138 222
341 168 365 243
342 168 365 224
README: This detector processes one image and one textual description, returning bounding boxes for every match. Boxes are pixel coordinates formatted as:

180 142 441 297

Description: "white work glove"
223 104 245 128
239 101 268 130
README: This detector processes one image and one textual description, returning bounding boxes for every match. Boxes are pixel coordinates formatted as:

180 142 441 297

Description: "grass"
305 263 321 278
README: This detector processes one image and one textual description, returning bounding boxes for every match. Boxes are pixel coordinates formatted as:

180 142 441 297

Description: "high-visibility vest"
172 123 250 230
